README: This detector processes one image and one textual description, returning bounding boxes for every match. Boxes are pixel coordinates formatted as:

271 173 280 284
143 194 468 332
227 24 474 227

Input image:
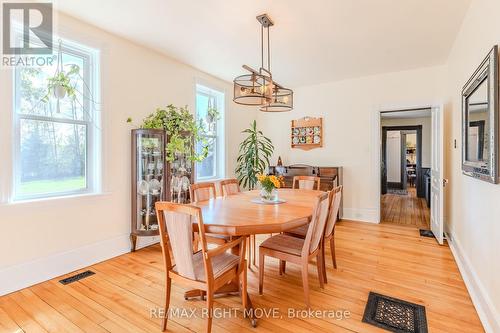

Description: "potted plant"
207 106 220 124
257 174 283 201
235 120 274 190
139 104 209 162
43 64 80 102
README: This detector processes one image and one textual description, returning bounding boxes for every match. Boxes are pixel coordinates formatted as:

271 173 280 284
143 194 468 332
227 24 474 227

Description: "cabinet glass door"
135 132 164 232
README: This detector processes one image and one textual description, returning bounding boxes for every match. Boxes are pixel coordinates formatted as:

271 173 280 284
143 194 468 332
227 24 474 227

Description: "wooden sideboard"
268 164 343 218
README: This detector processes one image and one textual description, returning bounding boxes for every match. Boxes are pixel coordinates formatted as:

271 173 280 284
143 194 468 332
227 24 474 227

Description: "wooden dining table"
187 188 323 327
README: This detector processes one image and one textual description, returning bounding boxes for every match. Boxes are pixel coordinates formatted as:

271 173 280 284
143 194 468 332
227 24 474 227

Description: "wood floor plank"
10 289 83 333
382 187 429 228
0 220 483 333
30 284 108 333
0 296 49 333
0 307 23 333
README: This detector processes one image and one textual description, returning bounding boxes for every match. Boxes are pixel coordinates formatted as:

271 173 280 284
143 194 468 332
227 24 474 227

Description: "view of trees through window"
15 51 92 199
195 85 223 180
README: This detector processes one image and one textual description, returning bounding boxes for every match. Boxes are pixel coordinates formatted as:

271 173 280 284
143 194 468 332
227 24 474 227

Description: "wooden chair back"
302 192 331 256
293 176 321 190
220 179 241 196
190 182 216 202
156 202 213 281
324 186 342 239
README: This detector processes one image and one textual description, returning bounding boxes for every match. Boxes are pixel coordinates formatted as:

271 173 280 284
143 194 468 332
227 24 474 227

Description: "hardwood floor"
0 221 483 333
381 187 430 228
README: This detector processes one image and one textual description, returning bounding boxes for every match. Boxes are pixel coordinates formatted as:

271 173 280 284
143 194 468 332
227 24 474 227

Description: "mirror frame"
462 45 499 184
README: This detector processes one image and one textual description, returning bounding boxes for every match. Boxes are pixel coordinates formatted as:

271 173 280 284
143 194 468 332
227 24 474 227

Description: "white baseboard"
0 234 159 296
342 207 379 223
446 230 500 333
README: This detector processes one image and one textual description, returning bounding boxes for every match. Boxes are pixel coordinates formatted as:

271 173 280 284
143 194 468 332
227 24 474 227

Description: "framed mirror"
462 45 499 183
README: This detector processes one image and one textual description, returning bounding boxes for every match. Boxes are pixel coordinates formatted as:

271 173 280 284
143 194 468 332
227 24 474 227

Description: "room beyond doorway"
380 109 432 228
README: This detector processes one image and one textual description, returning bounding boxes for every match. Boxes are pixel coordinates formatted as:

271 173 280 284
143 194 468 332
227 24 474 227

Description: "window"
13 40 100 200
195 84 225 181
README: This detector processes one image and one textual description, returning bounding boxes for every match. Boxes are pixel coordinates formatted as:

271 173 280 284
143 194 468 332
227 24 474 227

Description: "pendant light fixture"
233 14 293 112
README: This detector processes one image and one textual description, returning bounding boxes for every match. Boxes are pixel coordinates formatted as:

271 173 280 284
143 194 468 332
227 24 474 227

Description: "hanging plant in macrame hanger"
42 39 80 112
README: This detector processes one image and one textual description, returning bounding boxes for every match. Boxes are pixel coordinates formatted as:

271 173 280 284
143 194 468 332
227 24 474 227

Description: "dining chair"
258 192 330 308
190 182 217 202
220 178 257 268
323 186 342 274
292 175 321 190
284 186 342 282
220 178 240 196
155 202 247 333
190 182 231 248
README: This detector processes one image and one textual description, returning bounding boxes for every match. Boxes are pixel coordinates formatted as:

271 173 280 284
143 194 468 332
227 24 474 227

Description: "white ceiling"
56 0 471 88
381 109 432 119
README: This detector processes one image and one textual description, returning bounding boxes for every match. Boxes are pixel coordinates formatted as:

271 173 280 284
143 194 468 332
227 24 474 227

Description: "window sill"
195 177 227 183
1 191 112 207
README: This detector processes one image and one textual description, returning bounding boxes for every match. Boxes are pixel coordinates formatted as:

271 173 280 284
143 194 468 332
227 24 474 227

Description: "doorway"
380 110 431 229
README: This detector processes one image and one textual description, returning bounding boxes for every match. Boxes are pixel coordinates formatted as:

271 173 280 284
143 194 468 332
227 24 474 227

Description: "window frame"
12 38 100 201
195 84 225 182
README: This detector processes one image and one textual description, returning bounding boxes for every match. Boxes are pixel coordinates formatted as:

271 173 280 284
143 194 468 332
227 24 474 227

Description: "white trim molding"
372 103 442 224
446 230 500 333
0 234 158 296
342 207 379 223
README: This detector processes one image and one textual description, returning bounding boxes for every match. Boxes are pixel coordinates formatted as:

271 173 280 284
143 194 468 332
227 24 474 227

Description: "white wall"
386 131 402 183
257 65 444 222
0 12 256 294
381 117 432 168
442 0 500 331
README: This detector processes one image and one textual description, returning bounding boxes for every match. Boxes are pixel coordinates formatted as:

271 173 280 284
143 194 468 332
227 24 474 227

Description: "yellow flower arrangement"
257 174 284 193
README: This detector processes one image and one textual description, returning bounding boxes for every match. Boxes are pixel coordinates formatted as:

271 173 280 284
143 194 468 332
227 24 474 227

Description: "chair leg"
162 277 171 331
247 236 251 269
301 261 310 308
259 251 265 295
279 260 286 275
241 264 248 309
252 235 256 266
321 241 327 284
330 237 337 269
206 290 214 333
316 253 324 289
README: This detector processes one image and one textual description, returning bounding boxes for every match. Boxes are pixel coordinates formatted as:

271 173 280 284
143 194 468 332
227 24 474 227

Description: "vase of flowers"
257 174 283 202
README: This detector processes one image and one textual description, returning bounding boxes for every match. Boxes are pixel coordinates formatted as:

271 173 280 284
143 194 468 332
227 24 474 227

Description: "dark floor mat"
387 188 408 195
419 229 434 238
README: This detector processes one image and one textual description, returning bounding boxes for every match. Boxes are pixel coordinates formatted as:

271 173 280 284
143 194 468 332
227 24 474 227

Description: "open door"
381 129 387 194
431 106 444 245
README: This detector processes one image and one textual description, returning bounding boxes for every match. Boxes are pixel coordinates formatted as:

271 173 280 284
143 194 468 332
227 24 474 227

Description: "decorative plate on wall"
291 117 323 150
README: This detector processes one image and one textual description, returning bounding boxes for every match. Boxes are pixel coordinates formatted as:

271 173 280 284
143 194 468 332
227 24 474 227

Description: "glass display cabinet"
130 129 166 251
130 129 195 251
166 131 195 204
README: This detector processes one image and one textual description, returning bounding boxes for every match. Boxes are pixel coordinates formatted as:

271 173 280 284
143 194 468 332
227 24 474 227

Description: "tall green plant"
235 120 274 190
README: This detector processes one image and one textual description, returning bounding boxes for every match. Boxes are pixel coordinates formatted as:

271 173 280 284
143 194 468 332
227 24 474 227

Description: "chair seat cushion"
260 234 305 256
172 250 239 281
283 224 308 239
